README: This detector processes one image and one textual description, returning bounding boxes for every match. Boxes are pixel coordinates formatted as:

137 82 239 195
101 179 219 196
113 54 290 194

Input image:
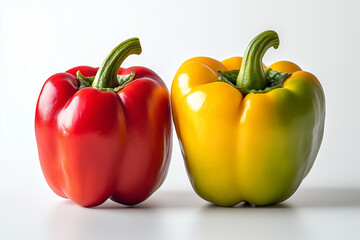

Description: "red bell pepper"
35 38 172 207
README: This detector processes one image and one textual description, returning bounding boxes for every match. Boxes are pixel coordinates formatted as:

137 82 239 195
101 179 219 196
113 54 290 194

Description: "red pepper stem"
236 30 279 91
92 38 142 90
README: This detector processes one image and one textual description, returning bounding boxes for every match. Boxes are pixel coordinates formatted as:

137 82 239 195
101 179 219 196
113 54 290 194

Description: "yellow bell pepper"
171 31 325 206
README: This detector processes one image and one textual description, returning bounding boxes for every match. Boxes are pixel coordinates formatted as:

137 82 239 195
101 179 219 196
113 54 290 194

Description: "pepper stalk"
236 30 279 90
91 38 142 91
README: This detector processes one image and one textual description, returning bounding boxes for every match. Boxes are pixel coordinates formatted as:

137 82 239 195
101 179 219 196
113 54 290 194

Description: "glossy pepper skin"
35 38 172 207
171 31 325 206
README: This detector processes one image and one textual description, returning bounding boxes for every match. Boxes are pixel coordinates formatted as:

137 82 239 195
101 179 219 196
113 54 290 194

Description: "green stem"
236 30 279 90
92 38 142 90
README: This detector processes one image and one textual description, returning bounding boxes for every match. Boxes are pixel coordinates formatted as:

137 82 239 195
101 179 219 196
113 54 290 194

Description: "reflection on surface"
144 187 360 209
287 187 360 208
45 188 360 240
46 200 165 240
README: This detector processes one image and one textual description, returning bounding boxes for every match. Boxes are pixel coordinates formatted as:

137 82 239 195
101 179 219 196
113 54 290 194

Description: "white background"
1 0 360 239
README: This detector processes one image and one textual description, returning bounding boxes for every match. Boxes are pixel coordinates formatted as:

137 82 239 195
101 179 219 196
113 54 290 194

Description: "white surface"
1 0 360 239
1 188 360 240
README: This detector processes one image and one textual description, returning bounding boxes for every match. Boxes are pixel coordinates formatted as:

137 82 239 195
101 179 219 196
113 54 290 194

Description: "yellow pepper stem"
236 30 279 91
